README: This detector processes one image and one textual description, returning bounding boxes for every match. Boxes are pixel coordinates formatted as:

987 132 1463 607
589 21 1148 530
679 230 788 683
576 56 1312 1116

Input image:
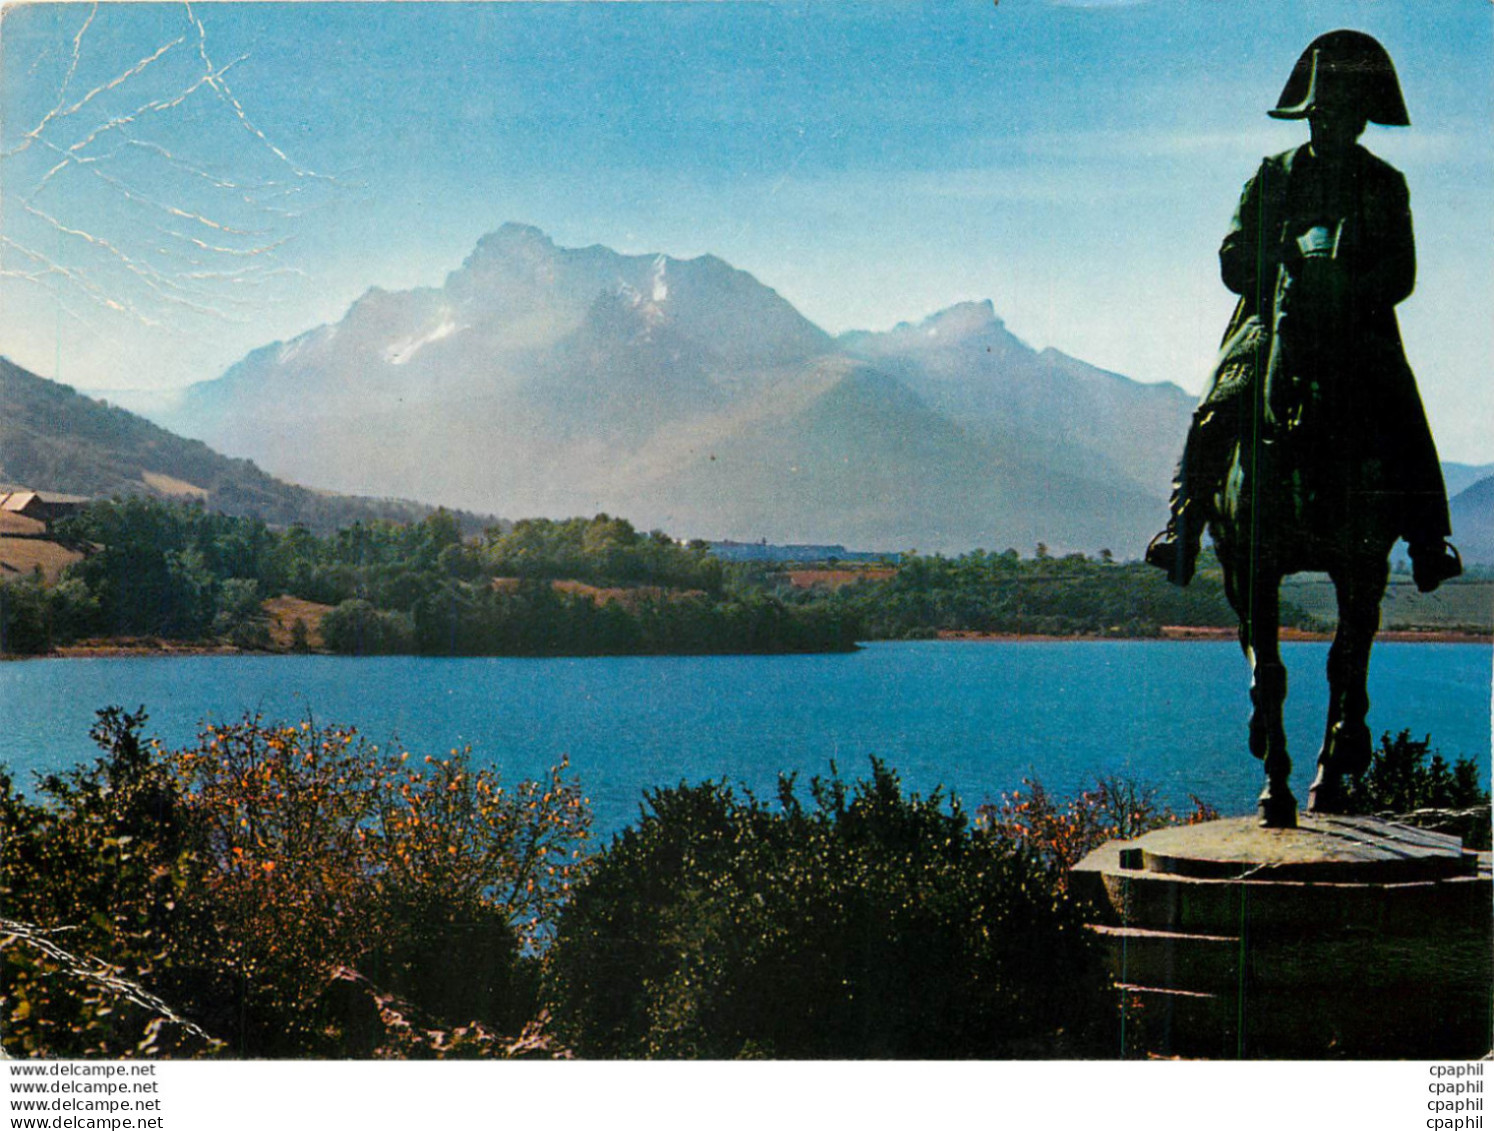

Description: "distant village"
701 539 898 565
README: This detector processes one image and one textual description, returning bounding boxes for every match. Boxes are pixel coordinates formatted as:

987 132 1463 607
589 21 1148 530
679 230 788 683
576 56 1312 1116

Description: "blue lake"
1 641 1488 836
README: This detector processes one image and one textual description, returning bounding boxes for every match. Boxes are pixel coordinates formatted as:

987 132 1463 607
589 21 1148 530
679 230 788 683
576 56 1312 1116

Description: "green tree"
212 577 263 636
545 761 1106 1058
289 617 312 653
0 578 54 654
1347 731 1489 815
320 599 414 655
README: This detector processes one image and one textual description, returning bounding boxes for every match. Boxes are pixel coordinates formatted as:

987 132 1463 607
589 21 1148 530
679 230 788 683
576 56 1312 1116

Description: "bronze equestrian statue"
1145 30 1462 829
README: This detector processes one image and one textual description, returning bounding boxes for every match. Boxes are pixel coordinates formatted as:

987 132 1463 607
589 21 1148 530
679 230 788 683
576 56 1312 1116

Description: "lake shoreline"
7 625 1489 661
938 627 1493 645
17 638 865 660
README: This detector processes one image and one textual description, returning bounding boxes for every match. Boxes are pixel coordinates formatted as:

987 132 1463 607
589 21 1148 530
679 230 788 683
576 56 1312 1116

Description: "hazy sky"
3 1 1490 461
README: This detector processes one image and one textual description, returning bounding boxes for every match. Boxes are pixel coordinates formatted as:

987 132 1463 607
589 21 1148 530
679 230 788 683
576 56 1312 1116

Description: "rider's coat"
1199 142 1451 548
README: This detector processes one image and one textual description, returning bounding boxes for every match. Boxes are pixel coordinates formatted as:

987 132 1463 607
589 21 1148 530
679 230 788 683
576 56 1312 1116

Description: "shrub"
545 761 1107 1058
320 598 415 654
1345 731 1490 847
289 617 312 652
978 776 1219 887
163 716 591 1052
0 918 221 1059
227 619 272 650
1 709 592 1057
1 708 219 1057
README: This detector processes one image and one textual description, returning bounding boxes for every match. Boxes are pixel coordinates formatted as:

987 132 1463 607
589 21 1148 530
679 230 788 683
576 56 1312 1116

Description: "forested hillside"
0 357 490 534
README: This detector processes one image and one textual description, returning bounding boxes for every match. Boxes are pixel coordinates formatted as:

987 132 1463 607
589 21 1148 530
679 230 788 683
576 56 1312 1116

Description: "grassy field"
1280 574 1493 633
262 595 333 650
0 537 86 583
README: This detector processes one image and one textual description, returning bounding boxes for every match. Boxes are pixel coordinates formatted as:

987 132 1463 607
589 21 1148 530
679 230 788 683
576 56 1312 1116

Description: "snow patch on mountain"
651 255 669 303
384 314 460 366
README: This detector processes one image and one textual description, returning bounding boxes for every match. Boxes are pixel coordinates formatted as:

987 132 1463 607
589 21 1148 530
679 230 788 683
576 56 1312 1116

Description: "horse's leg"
1307 556 1388 814
1227 556 1296 828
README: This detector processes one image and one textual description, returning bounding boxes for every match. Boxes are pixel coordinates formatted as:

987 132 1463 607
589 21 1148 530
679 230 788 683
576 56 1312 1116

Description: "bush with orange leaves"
168 715 590 1054
977 776 1217 887
2 708 590 1058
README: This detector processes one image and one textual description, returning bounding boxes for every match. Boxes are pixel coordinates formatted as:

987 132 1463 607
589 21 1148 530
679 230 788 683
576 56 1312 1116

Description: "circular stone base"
1072 815 1492 1058
1117 814 1479 883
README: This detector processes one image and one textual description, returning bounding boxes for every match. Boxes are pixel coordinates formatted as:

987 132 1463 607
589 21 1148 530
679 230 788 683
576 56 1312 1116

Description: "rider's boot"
1145 502 1200 587
1409 539 1462 594
1146 406 1227 588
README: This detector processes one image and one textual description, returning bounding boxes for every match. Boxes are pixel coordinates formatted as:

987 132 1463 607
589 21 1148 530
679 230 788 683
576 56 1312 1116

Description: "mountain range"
18 221 1489 560
156 223 1194 555
1448 474 1494 566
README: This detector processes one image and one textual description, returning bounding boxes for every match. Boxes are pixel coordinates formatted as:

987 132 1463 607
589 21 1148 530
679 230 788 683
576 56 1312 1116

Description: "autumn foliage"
1 709 590 1057
978 775 1219 886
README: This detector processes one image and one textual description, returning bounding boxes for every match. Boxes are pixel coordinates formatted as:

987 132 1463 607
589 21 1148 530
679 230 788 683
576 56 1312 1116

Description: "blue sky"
3 1 1490 461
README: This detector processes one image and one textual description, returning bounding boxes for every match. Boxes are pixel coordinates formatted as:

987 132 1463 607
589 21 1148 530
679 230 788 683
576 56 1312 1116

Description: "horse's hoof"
1258 787 1298 829
1306 775 1348 815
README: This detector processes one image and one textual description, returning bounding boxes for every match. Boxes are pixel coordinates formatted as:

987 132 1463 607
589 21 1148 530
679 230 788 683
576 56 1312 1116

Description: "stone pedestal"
1072 815 1492 1059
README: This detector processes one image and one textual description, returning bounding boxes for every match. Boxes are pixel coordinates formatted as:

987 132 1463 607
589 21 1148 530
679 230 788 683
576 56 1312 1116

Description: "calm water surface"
2 641 1487 835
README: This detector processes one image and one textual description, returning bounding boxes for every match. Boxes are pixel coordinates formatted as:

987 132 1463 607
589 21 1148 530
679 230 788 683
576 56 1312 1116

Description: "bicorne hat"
1268 30 1410 126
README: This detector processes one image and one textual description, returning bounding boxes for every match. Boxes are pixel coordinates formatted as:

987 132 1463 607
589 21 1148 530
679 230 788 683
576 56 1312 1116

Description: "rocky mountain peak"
839 299 1027 361
469 222 556 259
921 299 1002 335
160 226 1207 554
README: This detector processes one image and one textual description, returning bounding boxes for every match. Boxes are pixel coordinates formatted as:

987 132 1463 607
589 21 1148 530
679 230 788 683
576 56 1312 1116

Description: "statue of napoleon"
1143 31 1462 827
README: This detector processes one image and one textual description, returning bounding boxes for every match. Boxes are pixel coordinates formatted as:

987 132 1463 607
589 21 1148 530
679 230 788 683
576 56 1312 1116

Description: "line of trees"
0 499 854 656
764 547 1282 639
320 584 858 657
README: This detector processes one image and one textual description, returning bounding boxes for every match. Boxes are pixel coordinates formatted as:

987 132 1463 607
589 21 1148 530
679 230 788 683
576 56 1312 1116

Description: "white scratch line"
186 1 336 184
2 235 158 328
81 161 271 237
66 60 241 156
181 265 307 283
60 37 185 121
186 234 289 258
0 269 108 333
11 4 99 153
125 139 286 195
22 201 234 321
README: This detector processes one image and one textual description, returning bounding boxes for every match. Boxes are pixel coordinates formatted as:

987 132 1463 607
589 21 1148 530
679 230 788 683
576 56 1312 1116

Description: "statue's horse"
1206 331 1400 829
